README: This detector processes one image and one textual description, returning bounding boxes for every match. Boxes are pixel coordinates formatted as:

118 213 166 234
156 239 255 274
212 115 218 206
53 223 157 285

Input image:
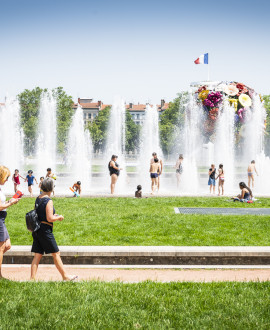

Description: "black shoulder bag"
26 200 42 233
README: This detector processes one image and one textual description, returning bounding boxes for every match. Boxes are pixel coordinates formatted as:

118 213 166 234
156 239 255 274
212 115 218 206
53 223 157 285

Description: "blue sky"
0 0 269 104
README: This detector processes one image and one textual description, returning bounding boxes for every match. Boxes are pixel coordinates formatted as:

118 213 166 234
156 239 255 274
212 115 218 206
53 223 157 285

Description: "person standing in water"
150 152 163 192
216 164 225 196
208 164 216 194
108 155 122 194
12 169 25 193
175 154 184 188
150 158 161 194
247 160 258 188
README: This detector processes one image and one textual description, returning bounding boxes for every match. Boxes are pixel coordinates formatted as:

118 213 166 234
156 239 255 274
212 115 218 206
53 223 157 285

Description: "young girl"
233 182 253 202
12 169 25 193
216 164 225 196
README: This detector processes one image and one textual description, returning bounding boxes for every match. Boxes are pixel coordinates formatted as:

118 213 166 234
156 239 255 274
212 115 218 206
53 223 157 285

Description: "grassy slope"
0 281 270 329
5 197 270 246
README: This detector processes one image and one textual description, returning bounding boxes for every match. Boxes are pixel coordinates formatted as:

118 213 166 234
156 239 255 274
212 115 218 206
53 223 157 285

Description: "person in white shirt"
0 165 19 279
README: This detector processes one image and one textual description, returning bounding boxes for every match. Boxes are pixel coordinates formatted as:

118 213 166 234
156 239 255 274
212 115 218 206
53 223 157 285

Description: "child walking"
25 170 38 197
247 160 258 188
12 169 25 193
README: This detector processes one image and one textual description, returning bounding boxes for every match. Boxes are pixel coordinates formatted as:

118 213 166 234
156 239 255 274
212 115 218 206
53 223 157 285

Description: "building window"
136 114 140 119
93 114 97 118
83 113 86 119
88 113 91 119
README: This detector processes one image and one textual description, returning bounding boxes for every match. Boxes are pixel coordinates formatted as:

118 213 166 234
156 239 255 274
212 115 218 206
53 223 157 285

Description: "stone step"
4 246 270 266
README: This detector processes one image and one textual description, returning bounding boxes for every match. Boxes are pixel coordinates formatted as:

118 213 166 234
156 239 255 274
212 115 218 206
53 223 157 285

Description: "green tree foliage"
125 110 140 152
88 106 110 153
159 92 188 155
18 87 44 154
18 87 73 155
53 87 74 153
88 107 140 153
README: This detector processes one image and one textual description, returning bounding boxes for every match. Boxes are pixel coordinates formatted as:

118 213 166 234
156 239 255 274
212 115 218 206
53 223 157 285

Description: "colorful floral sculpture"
195 81 260 137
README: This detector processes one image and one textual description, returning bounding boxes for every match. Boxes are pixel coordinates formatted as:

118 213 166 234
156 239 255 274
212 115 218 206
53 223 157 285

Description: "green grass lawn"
5 197 270 246
0 281 270 329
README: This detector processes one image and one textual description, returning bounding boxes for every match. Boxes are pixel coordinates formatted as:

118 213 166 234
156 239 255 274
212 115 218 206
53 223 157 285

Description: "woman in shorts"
30 178 77 281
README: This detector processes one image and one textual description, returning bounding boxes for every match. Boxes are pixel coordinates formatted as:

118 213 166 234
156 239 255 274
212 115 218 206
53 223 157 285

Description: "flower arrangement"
195 81 258 136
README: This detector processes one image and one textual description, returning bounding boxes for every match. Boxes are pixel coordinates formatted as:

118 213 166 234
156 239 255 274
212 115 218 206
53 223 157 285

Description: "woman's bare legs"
110 174 118 194
0 240 11 279
31 253 43 280
52 252 75 281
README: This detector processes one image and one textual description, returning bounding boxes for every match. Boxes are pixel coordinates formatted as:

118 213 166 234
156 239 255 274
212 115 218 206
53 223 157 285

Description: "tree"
18 87 44 154
125 110 140 152
88 106 110 153
159 92 188 155
53 87 74 154
18 87 74 155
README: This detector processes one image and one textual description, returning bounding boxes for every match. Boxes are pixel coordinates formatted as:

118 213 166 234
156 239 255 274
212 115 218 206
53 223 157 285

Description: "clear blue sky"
0 0 269 104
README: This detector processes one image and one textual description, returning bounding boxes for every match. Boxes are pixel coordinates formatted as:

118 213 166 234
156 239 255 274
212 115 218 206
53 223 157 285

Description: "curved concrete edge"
5 246 270 257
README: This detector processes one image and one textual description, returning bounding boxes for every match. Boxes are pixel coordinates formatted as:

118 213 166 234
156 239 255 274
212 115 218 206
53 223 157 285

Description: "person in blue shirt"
25 170 38 197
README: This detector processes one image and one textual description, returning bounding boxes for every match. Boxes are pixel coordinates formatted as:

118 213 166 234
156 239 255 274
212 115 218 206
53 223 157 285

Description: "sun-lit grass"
5 197 270 246
0 281 270 329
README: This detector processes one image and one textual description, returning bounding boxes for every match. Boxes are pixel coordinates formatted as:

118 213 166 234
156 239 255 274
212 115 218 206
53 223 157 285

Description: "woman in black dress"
30 178 77 281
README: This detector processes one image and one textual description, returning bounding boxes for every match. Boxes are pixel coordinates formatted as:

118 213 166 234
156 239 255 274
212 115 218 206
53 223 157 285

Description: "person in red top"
12 169 25 193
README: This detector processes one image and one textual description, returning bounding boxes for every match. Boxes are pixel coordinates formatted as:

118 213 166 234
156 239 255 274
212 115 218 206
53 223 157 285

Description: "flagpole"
207 59 210 81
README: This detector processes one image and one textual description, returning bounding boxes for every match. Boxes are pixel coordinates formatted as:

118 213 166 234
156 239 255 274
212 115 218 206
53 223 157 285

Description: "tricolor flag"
194 53 208 64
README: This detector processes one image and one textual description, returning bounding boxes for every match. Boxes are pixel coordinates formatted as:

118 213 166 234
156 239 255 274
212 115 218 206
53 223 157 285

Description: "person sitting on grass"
30 178 78 281
135 185 142 198
232 182 253 202
72 181 81 196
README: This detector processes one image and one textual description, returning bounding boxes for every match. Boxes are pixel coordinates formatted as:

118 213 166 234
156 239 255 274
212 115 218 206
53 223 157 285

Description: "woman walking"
0 165 19 279
108 155 122 194
30 178 77 281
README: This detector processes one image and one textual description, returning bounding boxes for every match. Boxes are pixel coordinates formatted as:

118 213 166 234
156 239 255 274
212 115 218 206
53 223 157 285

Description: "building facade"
73 98 169 126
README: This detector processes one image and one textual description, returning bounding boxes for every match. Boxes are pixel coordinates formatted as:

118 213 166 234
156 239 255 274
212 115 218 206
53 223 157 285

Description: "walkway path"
2 266 270 282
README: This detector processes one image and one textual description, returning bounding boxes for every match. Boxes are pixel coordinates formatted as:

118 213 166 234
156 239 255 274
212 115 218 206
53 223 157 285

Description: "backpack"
26 200 42 232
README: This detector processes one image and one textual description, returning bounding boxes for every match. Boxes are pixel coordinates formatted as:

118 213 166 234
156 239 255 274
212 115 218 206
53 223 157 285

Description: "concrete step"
4 246 270 266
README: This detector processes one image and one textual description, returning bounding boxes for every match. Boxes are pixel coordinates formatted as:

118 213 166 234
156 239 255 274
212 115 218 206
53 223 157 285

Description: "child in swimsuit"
12 169 25 193
135 185 142 198
216 164 225 196
39 177 44 195
25 170 38 197
247 160 258 188
72 181 81 196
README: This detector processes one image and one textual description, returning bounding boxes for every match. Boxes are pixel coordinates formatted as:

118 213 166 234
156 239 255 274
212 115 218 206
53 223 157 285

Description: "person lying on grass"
30 178 78 281
232 182 253 203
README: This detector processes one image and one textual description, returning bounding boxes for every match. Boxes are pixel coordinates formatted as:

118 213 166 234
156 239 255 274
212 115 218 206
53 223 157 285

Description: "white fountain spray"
106 97 127 194
181 92 203 194
215 98 235 193
36 91 57 176
67 104 92 193
138 104 162 191
0 97 24 170
243 94 269 195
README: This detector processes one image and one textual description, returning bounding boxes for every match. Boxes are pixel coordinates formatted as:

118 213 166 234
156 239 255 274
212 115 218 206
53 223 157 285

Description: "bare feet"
63 275 78 281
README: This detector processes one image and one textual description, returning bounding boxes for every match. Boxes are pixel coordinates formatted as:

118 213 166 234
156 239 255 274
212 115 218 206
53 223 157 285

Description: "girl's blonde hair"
0 166 11 185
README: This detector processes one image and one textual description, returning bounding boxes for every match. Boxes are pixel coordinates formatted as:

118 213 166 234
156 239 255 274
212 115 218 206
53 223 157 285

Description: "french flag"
194 53 208 64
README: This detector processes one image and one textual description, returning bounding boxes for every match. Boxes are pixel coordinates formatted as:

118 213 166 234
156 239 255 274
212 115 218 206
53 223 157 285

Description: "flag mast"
207 54 210 81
